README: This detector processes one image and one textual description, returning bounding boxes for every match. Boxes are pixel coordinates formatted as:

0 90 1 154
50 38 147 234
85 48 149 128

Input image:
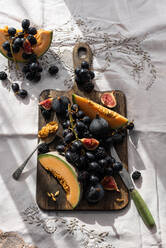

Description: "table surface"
0 1 166 247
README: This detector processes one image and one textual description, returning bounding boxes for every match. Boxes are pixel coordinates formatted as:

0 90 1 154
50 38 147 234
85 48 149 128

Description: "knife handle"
130 189 155 228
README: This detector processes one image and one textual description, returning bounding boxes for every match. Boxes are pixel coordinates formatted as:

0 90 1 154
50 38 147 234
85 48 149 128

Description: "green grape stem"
68 104 79 140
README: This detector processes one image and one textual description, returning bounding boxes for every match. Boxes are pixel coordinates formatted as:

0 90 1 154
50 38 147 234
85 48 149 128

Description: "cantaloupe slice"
72 94 128 129
38 151 81 209
0 27 53 62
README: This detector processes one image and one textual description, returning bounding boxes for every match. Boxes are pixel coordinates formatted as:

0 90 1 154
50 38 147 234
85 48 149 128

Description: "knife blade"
110 146 155 229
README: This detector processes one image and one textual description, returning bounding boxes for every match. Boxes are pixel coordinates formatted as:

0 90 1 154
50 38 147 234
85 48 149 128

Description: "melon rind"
72 94 128 129
38 151 81 209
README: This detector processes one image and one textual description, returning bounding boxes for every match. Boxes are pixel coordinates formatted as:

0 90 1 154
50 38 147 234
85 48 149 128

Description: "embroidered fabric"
0 230 37 248
2 16 156 92
22 205 115 248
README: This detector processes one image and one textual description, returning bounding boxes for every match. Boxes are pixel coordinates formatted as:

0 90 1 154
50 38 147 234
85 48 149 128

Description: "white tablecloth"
0 0 166 247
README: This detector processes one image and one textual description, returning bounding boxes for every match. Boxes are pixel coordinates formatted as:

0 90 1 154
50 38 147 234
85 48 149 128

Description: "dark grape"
98 159 108 167
48 65 59 75
81 61 90 69
105 166 113 176
75 67 80 76
11 83 19 92
26 71 35 81
79 68 91 82
113 161 123 172
88 161 100 171
76 120 86 131
127 122 134 130
27 35 37 45
13 38 22 47
86 152 95 162
76 110 85 119
89 175 99 185
30 62 39 72
95 146 107 159
33 72 41 82
64 132 75 144
0 71 7 80
56 144 65 153
78 156 86 170
28 27 37 35
22 19 30 29
18 89 28 99
65 150 73 163
22 65 30 74
132 170 141 180
72 140 83 150
2 41 10 51
105 156 115 165
78 171 90 182
89 71 95 79
8 27 16 36
82 116 91 125
62 129 71 137
62 120 70 129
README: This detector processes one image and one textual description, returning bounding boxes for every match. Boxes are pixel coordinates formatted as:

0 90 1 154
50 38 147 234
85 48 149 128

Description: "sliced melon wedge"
72 94 128 129
38 151 81 209
0 27 53 62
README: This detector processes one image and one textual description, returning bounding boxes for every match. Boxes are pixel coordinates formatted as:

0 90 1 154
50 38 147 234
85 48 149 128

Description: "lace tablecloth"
0 0 166 247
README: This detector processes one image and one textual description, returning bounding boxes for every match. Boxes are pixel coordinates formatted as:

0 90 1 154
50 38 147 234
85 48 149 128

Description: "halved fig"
80 138 99 150
101 176 119 192
39 98 53 110
100 92 117 108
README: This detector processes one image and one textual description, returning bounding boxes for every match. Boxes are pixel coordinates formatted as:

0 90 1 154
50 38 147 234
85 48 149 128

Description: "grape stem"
68 104 79 140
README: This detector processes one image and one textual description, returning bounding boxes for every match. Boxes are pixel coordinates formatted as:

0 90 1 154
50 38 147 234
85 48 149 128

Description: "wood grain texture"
36 42 129 211
36 89 129 211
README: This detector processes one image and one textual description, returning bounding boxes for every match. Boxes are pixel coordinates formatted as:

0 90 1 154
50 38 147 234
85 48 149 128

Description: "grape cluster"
2 19 59 84
74 61 95 93
53 96 134 204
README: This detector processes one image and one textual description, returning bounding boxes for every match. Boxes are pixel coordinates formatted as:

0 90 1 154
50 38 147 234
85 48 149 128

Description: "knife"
110 146 155 229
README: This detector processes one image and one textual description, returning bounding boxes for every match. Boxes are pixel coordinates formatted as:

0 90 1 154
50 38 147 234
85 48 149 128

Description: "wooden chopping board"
36 87 129 211
36 42 129 211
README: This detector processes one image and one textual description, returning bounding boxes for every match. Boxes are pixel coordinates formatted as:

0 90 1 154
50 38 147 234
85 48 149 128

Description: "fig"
89 114 109 137
39 98 53 110
101 176 120 192
86 183 104 204
100 92 117 108
80 138 99 150
52 96 70 116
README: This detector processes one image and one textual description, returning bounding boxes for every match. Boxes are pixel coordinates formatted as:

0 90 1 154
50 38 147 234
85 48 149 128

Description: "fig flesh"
101 176 119 192
80 138 99 150
39 98 53 110
100 92 117 108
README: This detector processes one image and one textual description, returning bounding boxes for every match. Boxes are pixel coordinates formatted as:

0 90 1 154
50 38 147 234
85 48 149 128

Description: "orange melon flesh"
72 94 128 129
38 152 81 209
0 27 53 62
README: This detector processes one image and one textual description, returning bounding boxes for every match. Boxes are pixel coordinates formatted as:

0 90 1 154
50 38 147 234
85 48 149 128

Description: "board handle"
73 42 93 68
